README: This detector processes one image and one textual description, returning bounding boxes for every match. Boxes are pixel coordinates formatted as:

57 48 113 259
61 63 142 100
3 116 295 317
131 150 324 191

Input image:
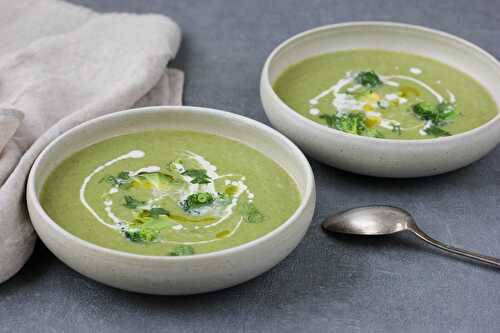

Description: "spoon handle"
409 225 500 268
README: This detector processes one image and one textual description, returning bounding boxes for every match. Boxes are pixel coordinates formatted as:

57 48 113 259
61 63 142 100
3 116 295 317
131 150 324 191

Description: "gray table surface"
2 0 500 332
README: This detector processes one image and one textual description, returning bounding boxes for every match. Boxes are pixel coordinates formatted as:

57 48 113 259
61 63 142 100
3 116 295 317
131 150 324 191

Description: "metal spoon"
322 205 500 268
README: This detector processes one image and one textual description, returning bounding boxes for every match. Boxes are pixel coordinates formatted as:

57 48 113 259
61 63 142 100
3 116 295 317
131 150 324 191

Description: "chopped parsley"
181 169 212 184
424 124 451 137
412 102 457 125
169 245 195 256
100 171 132 189
319 112 384 138
412 101 456 137
123 195 145 209
240 202 264 224
355 70 383 90
182 192 215 212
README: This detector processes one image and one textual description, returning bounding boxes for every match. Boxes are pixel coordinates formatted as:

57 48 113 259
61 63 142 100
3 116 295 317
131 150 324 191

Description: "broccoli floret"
124 228 159 242
182 192 215 212
319 112 384 138
355 70 383 89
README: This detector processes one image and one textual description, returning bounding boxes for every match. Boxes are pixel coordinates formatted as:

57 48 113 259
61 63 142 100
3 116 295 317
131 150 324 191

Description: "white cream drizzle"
380 119 401 130
309 108 320 116
130 166 161 176
347 84 362 93
410 67 423 75
384 80 400 87
79 150 145 230
383 74 444 103
447 89 456 103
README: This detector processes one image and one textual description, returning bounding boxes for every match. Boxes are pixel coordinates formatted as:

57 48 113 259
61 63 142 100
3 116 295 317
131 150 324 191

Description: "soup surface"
41 131 300 256
273 50 498 139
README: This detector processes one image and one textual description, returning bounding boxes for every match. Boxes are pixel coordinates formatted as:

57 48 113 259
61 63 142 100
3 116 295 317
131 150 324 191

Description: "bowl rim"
261 21 500 145
27 105 315 262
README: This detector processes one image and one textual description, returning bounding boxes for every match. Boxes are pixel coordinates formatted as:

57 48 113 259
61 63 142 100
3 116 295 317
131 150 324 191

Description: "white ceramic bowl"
261 22 500 177
27 106 315 295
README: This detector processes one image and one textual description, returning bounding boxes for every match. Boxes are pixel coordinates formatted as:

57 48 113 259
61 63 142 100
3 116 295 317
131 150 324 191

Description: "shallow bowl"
260 22 500 177
27 106 315 295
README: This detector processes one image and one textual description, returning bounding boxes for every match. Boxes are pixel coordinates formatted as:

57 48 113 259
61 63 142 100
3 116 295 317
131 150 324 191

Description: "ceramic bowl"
27 106 316 295
261 22 500 177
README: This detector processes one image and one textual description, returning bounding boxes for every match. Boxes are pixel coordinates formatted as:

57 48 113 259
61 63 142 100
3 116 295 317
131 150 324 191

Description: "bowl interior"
267 22 500 110
31 106 313 219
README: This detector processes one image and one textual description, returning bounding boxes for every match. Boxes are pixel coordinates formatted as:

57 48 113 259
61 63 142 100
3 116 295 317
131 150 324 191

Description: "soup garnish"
273 50 498 139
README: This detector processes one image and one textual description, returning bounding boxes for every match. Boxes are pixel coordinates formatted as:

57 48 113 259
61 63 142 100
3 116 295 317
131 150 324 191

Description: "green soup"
41 131 301 256
273 50 498 139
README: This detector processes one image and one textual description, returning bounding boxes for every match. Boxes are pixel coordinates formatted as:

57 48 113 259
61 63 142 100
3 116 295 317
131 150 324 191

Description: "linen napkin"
0 0 183 283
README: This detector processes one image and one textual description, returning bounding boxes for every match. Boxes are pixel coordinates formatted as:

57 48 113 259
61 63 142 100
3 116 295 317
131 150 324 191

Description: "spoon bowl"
322 205 500 268
322 206 414 236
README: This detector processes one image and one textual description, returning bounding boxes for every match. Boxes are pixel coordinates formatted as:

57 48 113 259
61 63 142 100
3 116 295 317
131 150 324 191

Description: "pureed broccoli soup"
41 131 300 256
273 49 498 139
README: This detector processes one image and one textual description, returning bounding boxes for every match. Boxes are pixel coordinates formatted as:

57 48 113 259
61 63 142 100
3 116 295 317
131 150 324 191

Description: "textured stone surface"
1 0 500 332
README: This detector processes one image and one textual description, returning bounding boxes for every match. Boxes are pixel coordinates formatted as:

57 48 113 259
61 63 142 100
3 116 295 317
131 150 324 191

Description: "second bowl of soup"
261 22 500 177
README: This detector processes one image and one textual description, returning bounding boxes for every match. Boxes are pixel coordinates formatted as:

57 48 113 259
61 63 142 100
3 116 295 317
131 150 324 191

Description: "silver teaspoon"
322 205 500 268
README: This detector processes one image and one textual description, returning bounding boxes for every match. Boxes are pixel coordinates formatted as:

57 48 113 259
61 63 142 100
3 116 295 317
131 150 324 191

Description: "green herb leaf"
412 102 437 120
181 169 212 184
100 171 132 189
240 202 264 224
182 192 215 212
149 207 170 218
123 195 145 209
424 124 451 137
117 171 130 180
436 102 457 122
412 102 457 126
124 229 142 242
169 245 195 256
100 175 118 186
354 70 383 89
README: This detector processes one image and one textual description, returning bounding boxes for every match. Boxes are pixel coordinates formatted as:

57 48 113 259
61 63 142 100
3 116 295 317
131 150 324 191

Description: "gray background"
2 0 500 332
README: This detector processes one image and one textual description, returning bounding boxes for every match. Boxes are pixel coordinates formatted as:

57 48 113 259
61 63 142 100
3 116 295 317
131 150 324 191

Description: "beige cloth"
0 0 183 283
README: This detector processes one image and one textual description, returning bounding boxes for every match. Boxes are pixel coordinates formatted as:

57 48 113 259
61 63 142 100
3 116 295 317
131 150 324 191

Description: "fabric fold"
0 0 183 283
